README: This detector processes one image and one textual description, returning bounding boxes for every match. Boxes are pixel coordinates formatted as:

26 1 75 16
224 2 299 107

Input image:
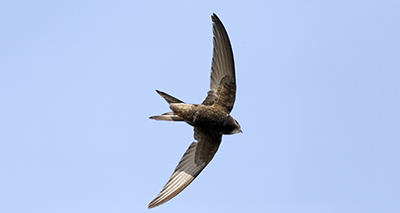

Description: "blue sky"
1 1 399 212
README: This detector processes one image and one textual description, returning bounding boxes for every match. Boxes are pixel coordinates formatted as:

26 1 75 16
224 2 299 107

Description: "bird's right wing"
202 14 236 114
148 129 222 208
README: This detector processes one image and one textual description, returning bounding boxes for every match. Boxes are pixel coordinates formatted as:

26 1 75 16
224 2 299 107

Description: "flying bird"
148 13 241 208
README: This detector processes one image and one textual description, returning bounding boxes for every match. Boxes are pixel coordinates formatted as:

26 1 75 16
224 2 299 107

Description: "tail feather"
151 90 185 121
149 112 184 121
156 90 184 104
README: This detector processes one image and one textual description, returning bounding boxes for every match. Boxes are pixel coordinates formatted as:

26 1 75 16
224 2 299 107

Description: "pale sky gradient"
1 1 399 213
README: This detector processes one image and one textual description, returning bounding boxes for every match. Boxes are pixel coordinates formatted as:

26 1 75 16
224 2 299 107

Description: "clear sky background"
1 1 399 213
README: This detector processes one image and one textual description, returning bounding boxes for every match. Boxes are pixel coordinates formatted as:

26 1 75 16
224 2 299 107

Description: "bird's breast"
193 106 236 134
170 104 235 134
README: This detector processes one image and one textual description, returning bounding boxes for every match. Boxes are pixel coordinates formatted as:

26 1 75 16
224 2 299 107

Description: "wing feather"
202 13 236 113
148 130 222 208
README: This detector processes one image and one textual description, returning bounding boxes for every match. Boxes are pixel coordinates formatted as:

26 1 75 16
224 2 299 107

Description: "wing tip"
211 13 222 25
147 201 159 209
147 198 164 209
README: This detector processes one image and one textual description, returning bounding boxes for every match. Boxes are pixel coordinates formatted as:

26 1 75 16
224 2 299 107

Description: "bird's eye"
235 119 239 124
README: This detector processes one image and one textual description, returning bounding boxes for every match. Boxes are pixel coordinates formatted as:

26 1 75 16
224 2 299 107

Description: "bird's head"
232 119 242 134
223 117 242 134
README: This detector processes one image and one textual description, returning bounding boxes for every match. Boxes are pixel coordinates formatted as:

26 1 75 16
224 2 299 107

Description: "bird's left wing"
148 130 221 208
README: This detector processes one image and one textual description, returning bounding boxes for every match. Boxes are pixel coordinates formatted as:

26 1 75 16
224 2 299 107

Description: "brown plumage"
148 13 241 208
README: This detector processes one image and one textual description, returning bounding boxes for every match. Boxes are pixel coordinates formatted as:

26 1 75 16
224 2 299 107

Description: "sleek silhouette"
148 13 241 208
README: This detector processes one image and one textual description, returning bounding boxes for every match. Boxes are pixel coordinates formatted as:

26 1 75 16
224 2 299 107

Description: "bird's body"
148 13 241 208
169 103 240 135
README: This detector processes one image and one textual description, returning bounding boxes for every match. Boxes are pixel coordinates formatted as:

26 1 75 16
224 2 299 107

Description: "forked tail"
149 90 184 121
